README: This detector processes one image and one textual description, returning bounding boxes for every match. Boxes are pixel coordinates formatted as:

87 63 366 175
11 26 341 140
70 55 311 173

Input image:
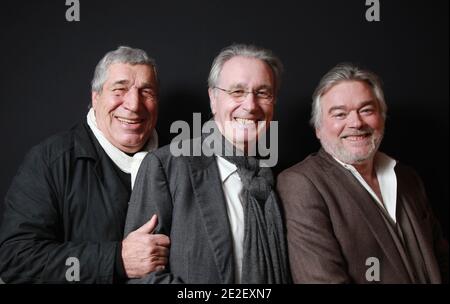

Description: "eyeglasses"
214 87 274 104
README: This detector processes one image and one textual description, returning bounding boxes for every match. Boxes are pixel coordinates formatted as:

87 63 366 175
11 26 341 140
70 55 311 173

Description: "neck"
352 159 376 182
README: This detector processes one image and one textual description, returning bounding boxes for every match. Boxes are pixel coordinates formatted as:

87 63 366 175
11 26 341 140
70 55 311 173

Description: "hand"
122 214 170 278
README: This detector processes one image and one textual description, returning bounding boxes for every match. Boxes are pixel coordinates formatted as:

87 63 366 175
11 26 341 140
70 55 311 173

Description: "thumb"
136 214 158 234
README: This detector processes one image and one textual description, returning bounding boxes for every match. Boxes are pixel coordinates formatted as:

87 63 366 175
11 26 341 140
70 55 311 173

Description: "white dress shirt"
215 155 244 283
333 152 398 222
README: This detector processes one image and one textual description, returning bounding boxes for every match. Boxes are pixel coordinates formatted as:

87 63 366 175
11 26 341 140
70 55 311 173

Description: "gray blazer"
124 144 235 283
277 149 448 283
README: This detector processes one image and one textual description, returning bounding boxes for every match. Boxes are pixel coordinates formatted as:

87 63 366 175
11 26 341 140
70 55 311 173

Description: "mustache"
340 127 374 139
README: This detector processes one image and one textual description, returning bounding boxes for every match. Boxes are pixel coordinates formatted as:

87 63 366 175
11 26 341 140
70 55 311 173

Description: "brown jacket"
277 149 448 283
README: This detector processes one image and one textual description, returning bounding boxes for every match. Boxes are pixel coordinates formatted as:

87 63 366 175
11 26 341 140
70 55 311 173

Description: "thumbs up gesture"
122 214 170 278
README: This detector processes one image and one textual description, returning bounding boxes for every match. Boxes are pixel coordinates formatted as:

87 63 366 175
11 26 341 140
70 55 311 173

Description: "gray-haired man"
0 46 169 283
124 44 291 284
277 63 448 283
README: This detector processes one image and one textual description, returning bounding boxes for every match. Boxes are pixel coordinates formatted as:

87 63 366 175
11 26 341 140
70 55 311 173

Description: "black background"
0 0 448 238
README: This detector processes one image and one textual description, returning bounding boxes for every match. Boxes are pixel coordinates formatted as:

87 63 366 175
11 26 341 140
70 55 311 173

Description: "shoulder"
140 142 193 175
276 149 348 205
22 123 84 168
7 123 88 197
151 144 175 161
394 161 426 192
394 161 420 179
276 151 326 197
278 150 331 182
144 143 183 164
145 137 213 165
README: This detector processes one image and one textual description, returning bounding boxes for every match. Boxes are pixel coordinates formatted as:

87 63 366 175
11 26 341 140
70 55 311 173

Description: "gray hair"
91 46 158 93
207 44 283 96
310 63 387 129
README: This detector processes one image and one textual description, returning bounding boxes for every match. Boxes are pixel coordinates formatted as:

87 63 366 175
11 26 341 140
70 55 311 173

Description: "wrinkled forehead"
218 56 274 88
105 63 156 85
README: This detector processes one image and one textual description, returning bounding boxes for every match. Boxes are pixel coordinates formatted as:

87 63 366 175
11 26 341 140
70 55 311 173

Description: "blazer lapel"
187 153 235 284
318 149 411 282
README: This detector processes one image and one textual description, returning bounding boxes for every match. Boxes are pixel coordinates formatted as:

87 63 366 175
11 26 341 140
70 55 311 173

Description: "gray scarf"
208 124 291 284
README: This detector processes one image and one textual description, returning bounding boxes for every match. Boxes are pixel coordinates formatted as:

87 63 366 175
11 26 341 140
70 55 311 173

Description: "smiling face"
316 80 385 165
92 63 158 153
209 56 275 151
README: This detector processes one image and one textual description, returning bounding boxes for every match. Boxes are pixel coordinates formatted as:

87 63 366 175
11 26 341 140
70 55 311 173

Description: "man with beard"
277 63 448 283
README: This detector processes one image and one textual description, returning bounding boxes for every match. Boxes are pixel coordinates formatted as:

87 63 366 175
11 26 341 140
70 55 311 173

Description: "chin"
117 137 145 149
235 133 258 145
351 144 377 157
343 150 375 164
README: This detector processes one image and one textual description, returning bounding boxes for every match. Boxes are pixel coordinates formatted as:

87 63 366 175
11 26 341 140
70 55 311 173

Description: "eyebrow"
139 82 156 89
111 80 155 89
228 83 273 90
328 100 376 113
228 83 246 89
111 80 129 86
256 84 273 91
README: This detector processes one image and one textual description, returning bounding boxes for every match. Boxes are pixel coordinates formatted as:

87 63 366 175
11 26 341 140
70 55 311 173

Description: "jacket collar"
73 121 100 160
317 148 412 282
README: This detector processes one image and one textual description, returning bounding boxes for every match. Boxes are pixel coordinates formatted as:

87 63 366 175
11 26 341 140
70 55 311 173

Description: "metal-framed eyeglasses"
214 87 274 104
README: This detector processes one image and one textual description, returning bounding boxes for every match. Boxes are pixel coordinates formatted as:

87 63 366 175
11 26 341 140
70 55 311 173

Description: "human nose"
123 87 140 112
347 111 363 128
241 92 258 112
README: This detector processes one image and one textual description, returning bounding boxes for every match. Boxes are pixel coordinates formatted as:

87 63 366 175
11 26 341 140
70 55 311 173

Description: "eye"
112 87 126 95
332 112 347 119
256 90 272 99
230 89 245 97
360 107 375 115
230 89 246 98
141 88 156 98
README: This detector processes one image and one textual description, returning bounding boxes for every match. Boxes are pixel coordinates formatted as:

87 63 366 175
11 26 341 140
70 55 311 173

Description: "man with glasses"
124 44 291 284
0 46 169 283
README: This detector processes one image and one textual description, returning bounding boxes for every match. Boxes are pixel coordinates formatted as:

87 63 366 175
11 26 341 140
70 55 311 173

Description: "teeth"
344 135 367 141
117 117 141 124
234 118 255 125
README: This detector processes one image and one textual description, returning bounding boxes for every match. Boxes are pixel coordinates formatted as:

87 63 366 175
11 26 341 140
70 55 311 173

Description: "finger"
152 234 170 246
150 246 170 257
155 265 165 272
150 256 168 267
136 214 158 234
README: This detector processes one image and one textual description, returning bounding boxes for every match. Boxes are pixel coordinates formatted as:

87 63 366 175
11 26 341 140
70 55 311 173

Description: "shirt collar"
216 155 238 183
332 151 398 222
374 152 397 174
332 151 397 173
